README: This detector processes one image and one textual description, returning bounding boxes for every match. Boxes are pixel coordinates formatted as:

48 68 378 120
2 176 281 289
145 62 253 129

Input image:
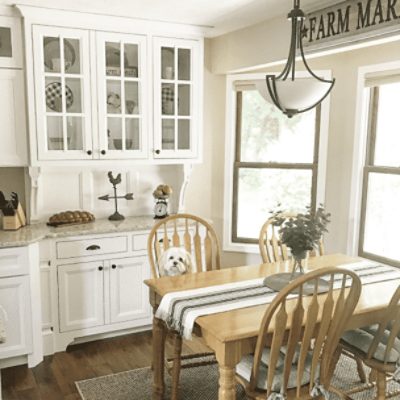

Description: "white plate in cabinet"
58 261 105 332
0 276 33 359
56 236 128 259
109 257 151 324
0 247 29 278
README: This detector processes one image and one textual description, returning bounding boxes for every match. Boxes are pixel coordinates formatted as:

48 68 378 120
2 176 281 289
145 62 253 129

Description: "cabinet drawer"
132 234 148 251
56 236 128 259
0 247 29 277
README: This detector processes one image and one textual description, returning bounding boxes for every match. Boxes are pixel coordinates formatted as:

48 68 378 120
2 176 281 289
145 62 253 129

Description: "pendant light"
259 0 335 118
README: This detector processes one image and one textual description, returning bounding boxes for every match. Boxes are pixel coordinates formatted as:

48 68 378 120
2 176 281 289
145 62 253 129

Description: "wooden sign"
302 0 400 49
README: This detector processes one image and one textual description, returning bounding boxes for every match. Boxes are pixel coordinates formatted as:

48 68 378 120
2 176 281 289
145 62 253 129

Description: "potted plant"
271 205 331 276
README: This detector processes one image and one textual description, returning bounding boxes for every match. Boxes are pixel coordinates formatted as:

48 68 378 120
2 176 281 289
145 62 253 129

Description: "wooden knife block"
2 214 22 231
2 203 26 231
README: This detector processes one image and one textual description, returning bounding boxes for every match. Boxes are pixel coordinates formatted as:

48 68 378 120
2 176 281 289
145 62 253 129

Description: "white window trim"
346 60 400 257
223 71 331 254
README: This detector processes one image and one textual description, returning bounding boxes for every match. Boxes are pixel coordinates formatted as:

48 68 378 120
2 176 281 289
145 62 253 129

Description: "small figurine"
98 172 134 221
153 184 173 219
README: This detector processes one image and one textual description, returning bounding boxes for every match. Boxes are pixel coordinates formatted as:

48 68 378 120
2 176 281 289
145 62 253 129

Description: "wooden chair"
147 213 221 400
235 267 362 400
259 213 325 264
336 285 400 399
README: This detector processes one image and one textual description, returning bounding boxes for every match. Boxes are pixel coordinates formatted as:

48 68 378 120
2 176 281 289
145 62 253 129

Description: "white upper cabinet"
0 69 28 166
96 32 148 160
153 37 201 160
33 26 93 161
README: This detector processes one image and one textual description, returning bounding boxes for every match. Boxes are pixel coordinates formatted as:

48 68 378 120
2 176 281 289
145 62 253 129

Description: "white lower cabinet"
109 257 150 324
57 255 151 335
0 276 32 359
58 261 105 332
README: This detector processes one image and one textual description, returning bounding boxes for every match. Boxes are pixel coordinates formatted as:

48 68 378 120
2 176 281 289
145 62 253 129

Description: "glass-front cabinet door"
33 26 92 160
96 32 148 159
153 37 201 159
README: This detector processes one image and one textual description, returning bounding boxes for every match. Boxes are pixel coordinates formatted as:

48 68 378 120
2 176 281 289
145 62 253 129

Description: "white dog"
158 247 193 277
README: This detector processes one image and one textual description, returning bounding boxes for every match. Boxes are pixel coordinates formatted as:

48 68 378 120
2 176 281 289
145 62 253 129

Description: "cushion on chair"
236 347 315 392
341 326 400 363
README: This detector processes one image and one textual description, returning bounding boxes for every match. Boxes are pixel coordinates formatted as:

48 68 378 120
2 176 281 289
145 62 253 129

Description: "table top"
145 254 400 343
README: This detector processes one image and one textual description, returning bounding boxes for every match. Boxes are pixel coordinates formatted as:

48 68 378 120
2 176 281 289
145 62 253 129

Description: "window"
231 86 321 244
359 81 400 267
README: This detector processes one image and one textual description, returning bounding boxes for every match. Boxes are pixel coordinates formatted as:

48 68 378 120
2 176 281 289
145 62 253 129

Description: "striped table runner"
155 261 400 340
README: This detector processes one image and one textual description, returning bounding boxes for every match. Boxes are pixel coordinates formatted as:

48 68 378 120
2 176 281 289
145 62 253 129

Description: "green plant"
271 205 331 259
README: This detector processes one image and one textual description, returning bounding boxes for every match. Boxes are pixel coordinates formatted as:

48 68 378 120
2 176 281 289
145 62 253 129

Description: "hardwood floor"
1 330 207 400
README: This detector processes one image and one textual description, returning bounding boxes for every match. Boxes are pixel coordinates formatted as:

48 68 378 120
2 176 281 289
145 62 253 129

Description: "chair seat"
236 347 315 392
342 325 400 364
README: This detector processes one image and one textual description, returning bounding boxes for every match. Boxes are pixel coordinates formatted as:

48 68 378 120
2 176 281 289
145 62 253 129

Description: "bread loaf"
48 210 95 226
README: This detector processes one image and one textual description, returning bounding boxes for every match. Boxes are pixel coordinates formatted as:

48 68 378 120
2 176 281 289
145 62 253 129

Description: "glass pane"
178 49 191 80
107 81 122 114
178 120 190 150
107 118 122 150
105 42 121 76
64 38 80 74
66 116 83 150
162 119 175 150
374 83 400 167
239 90 316 163
178 84 190 116
125 82 139 115
363 173 400 261
47 116 64 150
236 168 313 240
65 78 82 113
162 83 174 115
45 77 63 112
43 37 61 73
161 47 174 80
124 43 138 78
126 118 140 150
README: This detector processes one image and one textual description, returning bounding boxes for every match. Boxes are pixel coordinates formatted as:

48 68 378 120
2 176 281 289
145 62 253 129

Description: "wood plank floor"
1 330 207 400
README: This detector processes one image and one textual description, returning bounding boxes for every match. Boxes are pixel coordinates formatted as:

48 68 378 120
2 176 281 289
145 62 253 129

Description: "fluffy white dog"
158 247 193 277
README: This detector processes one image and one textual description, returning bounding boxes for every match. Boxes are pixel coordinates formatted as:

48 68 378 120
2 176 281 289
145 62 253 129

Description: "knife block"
2 214 22 231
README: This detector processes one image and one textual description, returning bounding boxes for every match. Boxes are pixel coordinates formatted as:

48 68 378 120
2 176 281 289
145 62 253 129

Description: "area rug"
76 354 400 399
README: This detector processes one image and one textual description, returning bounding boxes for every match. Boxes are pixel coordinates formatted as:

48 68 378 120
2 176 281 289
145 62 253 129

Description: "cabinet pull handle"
98 266 103 271
86 244 101 251
155 149 161 155
101 150 106 155
112 264 117 269
87 150 92 155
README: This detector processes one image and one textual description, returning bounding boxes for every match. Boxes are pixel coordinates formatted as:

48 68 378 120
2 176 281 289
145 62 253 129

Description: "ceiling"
6 0 340 37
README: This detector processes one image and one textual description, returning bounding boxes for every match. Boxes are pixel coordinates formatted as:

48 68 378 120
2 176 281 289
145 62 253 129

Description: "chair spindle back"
147 213 221 278
249 267 361 398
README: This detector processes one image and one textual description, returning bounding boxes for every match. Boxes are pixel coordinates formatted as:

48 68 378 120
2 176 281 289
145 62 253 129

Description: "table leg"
218 365 236 400
152 317 166 400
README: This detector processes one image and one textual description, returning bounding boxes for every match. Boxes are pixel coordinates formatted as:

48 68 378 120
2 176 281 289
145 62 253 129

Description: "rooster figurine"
98 171 134 221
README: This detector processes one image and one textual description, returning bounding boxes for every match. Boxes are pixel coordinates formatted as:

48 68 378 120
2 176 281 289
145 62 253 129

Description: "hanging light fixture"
258 0 335 118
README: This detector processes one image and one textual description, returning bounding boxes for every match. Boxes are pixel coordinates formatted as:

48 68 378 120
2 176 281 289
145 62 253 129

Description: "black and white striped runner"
155 261 400 339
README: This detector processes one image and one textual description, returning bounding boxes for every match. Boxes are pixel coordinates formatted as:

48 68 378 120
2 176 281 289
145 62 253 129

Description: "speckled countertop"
0 215 156 248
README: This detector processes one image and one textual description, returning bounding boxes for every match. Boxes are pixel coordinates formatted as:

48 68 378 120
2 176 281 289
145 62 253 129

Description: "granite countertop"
0 215 156 248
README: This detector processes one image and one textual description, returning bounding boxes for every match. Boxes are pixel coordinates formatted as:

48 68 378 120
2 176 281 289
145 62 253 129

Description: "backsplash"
27 165 185 223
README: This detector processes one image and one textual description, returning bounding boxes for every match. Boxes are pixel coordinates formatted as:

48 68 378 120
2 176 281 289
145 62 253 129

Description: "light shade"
257 77 334 116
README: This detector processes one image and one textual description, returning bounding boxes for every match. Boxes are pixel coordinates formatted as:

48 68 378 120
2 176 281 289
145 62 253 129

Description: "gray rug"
76 355 400 399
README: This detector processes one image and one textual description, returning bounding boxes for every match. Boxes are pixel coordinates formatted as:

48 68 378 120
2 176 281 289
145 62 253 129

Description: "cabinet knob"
155 149 161 155
98 266 103 271
101 150 106 155
87 150 92 155
112 264 117 269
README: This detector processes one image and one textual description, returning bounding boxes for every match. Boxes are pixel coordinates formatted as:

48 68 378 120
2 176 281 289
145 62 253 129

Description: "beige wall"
186 35 400 268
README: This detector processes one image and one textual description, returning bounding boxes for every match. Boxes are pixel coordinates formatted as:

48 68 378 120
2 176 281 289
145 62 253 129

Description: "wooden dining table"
144 253 400 400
